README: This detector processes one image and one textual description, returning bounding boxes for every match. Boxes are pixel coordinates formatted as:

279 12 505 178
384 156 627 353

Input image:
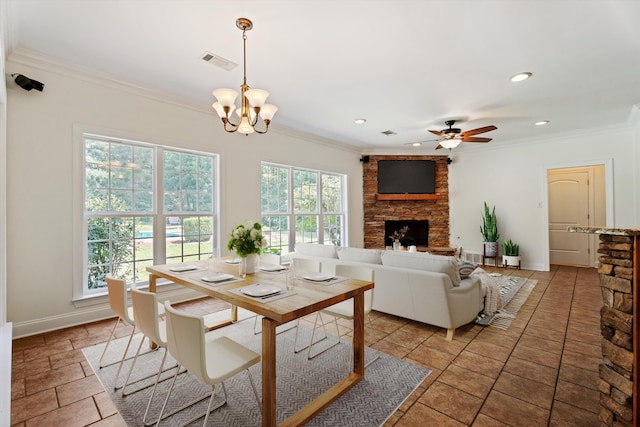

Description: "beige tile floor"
11 265 601 426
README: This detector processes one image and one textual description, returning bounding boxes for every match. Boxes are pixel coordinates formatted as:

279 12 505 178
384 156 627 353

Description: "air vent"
201 51 238 71
381 130 397 136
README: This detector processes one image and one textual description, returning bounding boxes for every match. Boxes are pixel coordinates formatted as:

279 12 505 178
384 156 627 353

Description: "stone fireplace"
363 155 450 250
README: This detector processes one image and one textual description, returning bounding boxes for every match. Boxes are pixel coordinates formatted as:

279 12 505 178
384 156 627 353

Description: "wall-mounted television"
377 160 436 194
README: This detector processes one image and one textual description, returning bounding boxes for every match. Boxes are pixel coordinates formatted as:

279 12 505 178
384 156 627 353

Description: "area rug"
475 275 538 329
83 313 430 426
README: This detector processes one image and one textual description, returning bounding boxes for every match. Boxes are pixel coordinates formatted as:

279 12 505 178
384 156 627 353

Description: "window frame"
260 162 347 255
73 129 219 301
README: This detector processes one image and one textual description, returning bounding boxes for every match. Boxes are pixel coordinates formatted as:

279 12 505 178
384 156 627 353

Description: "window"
261 163 346 255
80 134 217 297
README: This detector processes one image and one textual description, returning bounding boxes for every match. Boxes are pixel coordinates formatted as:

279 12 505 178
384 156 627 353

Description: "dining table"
146 258 374 427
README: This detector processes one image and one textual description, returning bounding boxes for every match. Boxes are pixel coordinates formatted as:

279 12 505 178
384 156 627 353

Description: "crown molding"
6 48 361 154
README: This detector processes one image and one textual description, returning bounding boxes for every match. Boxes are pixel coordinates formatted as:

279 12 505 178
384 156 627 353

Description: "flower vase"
393 240 402 251
239 253 259 276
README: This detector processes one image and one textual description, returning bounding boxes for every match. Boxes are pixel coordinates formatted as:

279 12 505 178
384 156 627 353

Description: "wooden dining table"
146 259 374 427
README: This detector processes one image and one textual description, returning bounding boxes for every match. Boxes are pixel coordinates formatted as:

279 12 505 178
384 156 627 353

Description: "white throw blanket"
470 267 503 315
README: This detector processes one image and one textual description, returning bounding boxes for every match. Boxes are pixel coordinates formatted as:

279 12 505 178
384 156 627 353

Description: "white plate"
169 265 198 272
260 265 286 272
241 284 281 297
303 273 335 282
201 273 235 283
225 259 241 265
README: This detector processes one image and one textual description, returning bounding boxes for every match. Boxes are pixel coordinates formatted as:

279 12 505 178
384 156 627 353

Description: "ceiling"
4 0 640 152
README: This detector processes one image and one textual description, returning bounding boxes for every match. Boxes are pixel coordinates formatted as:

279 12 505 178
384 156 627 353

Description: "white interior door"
548 169 591 266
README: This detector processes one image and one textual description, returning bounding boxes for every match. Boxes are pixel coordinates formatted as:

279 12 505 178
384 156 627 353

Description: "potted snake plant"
480 201 500 257
502 239 520 267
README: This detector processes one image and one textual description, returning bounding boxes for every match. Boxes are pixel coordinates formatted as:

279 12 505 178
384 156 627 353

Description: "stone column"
596 233 635 425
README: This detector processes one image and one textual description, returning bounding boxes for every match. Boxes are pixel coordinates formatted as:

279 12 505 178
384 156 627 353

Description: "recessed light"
535 120 549 126
511 72 532 82
354 118 366 124
412 142 422 147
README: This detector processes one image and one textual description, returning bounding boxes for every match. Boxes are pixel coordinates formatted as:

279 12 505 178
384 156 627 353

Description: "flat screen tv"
377 160 436 194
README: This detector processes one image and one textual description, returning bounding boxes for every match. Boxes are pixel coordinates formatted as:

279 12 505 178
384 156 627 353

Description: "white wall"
5 59 364 337
449 126 638 271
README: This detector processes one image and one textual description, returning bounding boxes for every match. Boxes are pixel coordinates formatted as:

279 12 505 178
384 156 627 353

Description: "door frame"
541 159 614 271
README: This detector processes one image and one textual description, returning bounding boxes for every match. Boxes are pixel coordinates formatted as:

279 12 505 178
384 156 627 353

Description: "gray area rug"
475 276 538 327
83 313 430 426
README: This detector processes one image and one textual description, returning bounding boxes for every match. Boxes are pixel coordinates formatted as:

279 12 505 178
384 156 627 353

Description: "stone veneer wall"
363 155 449 249
597 233 635 425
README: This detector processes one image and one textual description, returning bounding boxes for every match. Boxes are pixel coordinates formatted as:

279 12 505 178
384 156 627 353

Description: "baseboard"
0 322 13 427
11 288 206 339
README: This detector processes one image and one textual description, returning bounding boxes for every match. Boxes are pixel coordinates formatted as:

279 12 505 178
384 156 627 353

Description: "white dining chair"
252 256 321 335
99 276 164 389
302 265 379 366
120 282 178 425
157 301 261 426
259 252 281 266
98 275 147 390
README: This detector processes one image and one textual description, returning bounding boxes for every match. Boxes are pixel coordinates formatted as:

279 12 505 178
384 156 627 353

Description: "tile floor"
11 264 602 426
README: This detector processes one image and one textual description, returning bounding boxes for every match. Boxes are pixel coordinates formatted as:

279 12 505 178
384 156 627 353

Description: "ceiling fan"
428 120 497 150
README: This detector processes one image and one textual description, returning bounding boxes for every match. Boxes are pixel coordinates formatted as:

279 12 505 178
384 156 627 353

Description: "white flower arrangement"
227 221 268 257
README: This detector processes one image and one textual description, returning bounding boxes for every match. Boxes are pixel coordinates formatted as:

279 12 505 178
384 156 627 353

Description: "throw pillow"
456 259 477 279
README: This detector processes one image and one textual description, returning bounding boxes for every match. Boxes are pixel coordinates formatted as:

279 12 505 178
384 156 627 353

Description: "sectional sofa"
290 243 484 340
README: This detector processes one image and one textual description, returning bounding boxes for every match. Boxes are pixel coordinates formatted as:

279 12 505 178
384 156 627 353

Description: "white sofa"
290 243 484 340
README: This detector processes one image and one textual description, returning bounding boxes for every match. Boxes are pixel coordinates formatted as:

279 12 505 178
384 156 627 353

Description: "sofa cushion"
294 243 338 259
336 247 383 264
381 251 461 286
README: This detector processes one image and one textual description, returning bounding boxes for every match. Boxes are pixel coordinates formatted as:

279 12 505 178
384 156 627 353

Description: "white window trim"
72 124 219 303
261 162 348 253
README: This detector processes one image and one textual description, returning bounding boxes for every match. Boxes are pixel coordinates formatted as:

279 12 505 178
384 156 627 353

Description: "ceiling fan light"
439 139 462 149
245 88 269 107
260 104 278 121
212 88 238 107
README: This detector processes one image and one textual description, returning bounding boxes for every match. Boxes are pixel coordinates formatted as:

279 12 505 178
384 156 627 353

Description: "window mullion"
154 147 166 263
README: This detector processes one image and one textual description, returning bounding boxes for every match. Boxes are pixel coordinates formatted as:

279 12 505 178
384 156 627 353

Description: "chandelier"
211 18 277 135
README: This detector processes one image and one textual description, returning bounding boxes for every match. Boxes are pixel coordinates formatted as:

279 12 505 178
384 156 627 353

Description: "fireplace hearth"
385 220 429 248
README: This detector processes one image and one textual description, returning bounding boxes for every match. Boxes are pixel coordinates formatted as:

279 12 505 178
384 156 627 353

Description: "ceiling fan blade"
461 136 492 143
429 130 444 137
434 144 444 150
460 125 497 137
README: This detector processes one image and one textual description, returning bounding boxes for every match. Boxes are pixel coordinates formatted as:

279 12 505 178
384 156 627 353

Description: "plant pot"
503 255 521 267
239 253 259 275
483 241 498 257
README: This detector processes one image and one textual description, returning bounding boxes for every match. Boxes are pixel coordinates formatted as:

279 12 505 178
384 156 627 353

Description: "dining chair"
157 301 261 426
301 264 379 366
120 282 178 425
252 256 320 335
99 276 138 388
259 252 281 266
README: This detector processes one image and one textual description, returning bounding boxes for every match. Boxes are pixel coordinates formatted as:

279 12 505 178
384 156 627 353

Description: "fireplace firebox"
385 220 429 248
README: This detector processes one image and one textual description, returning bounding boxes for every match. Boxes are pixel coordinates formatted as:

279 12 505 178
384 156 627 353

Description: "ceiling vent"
201 51 238 71
381 130 397 136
